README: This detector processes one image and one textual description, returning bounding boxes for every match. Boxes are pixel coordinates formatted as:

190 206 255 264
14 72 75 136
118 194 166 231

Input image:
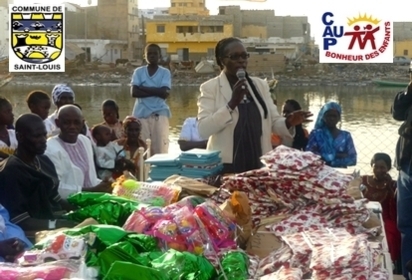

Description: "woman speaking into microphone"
197 37 312 174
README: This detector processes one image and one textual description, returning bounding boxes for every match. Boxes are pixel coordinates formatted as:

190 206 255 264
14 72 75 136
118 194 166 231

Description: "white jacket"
197 72 294 164
45 135 101 199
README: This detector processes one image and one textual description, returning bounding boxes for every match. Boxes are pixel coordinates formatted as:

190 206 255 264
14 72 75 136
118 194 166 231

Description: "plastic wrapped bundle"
218 251 249 280
150 249 217 280
260 266 303 280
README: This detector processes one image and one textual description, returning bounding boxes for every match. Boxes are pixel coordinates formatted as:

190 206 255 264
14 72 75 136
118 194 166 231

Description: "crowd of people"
0 38 407 278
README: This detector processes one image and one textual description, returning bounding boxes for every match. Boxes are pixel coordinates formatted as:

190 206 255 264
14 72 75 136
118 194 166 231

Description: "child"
101 99 122 140
130 43 171 155
116 116 147 180
0 97 16 159
92 125 124 179
26 90 51 121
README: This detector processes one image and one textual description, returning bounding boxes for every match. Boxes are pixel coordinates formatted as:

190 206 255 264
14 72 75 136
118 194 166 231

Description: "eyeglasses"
223 53 250 61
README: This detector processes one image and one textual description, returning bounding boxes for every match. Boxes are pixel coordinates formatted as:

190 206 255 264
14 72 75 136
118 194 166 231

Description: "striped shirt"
57 138 93 188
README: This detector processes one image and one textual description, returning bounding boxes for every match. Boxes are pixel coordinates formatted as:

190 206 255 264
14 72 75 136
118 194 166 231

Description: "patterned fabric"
51 84 75 105
306 102 357 167
0 130 18 159
57 138 93 188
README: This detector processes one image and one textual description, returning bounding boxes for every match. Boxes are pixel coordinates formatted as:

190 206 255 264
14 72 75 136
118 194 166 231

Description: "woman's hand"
228 79 249 110
285 110 313 128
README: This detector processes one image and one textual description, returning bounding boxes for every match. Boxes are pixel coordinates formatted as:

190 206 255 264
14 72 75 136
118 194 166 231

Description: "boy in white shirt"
91 125 124 179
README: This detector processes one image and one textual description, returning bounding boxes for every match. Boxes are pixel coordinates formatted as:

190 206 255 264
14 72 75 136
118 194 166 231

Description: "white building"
66 39 125 63
138 7 169 19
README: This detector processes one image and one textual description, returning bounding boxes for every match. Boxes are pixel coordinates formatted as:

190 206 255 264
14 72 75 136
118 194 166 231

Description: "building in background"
169 0 209 16
0 0 13 57
218 6 310 43
139 7 169 19
145 1 312 62
64 0 141 63
393 22 412 58
146 15 233 61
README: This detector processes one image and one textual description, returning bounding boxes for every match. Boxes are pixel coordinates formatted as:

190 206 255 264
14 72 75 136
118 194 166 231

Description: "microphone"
236 68 246 80
236 69 248 102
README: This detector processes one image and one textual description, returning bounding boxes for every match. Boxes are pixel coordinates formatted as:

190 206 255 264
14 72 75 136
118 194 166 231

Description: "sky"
13 0 412 42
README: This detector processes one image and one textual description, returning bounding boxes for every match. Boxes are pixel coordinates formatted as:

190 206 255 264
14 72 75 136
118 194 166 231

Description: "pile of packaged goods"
0 145 391 279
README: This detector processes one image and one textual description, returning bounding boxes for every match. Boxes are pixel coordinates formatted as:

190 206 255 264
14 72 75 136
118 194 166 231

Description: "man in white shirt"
178 117 208 151
45 105 112 199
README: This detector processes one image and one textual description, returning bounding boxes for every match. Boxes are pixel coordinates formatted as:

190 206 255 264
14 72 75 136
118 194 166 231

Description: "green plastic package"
218 251 249 280
97 241 162 275
64 225 160 276
104 261 168 280
151 249 217 280
67 192 139 207
64 200 139 226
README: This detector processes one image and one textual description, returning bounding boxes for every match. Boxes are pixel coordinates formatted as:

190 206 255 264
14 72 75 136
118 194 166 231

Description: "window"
171 3 175 6
200 26 223 33
114 49 118 54
404 50 409 56
176 26 196 33
157 25 165 33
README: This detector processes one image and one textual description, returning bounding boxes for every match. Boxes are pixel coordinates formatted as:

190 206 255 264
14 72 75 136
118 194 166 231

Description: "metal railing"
138 139 152 182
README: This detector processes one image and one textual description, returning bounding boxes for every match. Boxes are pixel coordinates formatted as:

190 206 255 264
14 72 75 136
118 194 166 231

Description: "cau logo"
9 5 65 72
319 12 392 63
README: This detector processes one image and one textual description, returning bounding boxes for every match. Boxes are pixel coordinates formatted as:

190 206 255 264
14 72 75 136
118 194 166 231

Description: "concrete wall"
218 6 242 37
247 53 285 73
65 8 98 40
271 16 310 42
0 7 8 56
241 25 267 38
218 5 310 42
97 0 128 41
394 22 412 41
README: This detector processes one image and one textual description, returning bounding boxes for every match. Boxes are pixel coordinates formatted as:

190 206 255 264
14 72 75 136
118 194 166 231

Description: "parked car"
393 56 411 66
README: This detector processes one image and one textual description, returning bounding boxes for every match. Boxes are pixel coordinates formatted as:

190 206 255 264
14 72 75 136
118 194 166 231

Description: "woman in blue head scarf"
305 101 357 167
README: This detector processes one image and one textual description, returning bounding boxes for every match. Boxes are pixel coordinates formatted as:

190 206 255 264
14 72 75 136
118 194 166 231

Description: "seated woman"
115 116 147 180
0 204 32 262
0 114 75 232
271 99 309 150
197 37 312 174
0 97 17 160
361 153 401 263
178 117 207 151
45 105 112 199
306 101 357 168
